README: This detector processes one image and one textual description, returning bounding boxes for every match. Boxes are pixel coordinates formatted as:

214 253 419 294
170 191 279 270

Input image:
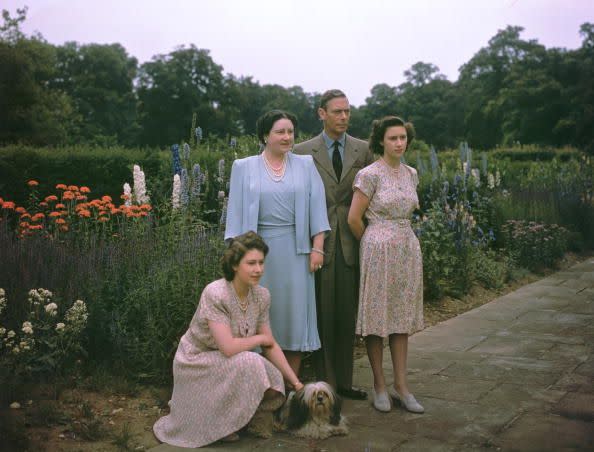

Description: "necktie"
332 141 342 181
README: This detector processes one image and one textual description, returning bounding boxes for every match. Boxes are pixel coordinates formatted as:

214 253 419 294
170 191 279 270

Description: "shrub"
501 220 569 271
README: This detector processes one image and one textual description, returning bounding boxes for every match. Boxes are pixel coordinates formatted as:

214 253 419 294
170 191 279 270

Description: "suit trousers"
314 232 358 389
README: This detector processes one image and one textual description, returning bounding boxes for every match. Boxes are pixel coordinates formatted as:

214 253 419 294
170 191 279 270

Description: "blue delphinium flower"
195 127 203 142
183 142 191 161
180 168 189 207
229 137 237 148
192 163 205 198
171 144 182 176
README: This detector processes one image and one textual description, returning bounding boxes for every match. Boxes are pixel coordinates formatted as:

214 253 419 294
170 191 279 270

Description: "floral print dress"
354 160 424 337
153 279 285 448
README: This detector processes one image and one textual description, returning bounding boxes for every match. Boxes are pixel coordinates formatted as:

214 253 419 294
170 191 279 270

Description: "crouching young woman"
153 231 304 447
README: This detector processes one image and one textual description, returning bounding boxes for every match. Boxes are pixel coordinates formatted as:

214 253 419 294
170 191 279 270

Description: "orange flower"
98 216 110 222
55 218 66 225
56 184 68 190
29 224 43 230
27 180 39 187
15 207 27 214
139 204 152 211
76 195 87 201
62 191 75 200
0 197 4 205
39 201 49 207
19 222 30 228
45 195 58 202
32 213 45 221
78 209 91 218
139 211 148 217
99 210 109 216
89 199 102 208
49 211 61 218
2 202 15 209
80 186 91 193
59 225 69 232
55 203 66 209
102 195 113 203
120 194 130 200
20 213 31 219
67 185 79 192
110 207 120 215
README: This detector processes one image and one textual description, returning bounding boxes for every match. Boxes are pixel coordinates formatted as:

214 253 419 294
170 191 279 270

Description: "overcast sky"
5 0 593 106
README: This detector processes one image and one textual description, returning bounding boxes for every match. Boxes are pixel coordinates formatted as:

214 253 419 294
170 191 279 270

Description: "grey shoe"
388 386 424 413
372 389 391 412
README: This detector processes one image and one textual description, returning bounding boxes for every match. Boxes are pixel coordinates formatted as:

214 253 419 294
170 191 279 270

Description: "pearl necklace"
230 282 250 312
262 152 287 182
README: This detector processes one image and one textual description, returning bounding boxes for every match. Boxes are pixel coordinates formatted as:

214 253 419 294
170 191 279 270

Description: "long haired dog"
275 382 348 439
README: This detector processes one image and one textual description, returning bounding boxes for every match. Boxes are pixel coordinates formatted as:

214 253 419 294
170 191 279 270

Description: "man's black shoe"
337 386 367 400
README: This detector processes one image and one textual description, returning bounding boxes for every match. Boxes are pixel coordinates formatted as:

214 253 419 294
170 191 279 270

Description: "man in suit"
293 89 373 400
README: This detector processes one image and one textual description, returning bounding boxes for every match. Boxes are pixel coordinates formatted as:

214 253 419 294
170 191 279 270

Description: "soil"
1 252 590 451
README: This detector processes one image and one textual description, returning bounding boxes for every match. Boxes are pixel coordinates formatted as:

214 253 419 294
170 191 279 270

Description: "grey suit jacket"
294 133 374 266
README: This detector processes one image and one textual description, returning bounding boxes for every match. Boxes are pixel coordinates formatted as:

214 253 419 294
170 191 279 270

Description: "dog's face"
302 382 335 421
286 382 342 429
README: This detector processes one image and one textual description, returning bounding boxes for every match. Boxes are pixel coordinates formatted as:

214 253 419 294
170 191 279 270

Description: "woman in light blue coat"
225 110 330 376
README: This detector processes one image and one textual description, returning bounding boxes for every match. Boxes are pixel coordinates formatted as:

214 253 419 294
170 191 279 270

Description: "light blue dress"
224 153 330 352
258 158 320 351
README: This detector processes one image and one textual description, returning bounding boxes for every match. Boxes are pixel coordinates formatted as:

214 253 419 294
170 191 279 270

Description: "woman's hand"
309 250 324 273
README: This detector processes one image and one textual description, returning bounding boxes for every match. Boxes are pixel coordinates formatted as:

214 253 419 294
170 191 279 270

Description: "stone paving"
151 258 594 451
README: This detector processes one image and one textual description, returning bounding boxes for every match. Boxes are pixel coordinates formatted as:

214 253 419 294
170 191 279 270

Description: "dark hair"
221 231 269 281
319 89 347 110
256 110 298 145
368 116 416 155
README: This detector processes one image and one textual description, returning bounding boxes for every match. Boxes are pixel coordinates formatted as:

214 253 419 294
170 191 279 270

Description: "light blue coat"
224 152 330 253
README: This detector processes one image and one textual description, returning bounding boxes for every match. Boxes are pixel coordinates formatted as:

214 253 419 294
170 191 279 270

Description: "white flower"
133 164 150 205
217 190 225 200
12 346 20 354
172 174 181 210
56 323 66 331
0 288 5 297
7 330 16 338
471 168 480 185
123 182 132 207
487 172 495 190
0 327 6 337
21 321 33 335
45 303 58 316
495 170 501 187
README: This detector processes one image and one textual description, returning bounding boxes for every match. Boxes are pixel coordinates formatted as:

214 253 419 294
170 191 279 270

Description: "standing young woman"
348 116 424 413
153 232 304 448
225 110 330 376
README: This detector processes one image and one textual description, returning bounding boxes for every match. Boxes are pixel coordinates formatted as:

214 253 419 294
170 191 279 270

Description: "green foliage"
501 220 569 271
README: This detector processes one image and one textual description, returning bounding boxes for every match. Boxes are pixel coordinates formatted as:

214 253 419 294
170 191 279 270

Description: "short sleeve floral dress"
153 279 285 448
353 160 424 337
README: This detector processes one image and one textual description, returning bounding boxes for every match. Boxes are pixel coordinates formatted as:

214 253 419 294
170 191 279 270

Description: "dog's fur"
275 382 348 439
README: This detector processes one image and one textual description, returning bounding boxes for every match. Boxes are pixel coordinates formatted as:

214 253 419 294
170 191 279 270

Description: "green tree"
137 45 230 146
0 7 79 145
52 42 139 145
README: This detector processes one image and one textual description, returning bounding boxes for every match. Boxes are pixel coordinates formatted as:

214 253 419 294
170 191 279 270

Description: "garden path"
151 258 594 451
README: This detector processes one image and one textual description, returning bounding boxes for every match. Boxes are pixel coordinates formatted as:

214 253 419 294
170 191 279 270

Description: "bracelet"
311 247 325 256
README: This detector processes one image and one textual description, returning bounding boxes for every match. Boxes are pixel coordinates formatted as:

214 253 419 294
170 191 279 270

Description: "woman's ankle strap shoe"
372 389 391 412
388 387 424 413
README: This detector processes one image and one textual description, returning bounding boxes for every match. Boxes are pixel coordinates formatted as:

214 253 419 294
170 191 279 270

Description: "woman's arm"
258 323 304 391
348 189 370 241
309 231 325 272
208 320 273 358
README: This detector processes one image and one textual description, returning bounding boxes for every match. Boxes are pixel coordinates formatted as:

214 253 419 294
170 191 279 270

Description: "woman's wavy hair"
368 116 416 155
221 231 269 281
256 110 298 145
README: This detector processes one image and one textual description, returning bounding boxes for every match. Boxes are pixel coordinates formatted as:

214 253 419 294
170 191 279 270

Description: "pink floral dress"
153 279 285 448
353 160 424 337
